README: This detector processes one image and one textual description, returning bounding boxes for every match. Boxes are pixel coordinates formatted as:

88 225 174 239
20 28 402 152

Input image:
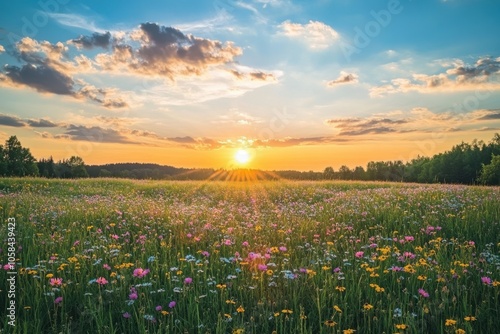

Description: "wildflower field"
0 178 499 334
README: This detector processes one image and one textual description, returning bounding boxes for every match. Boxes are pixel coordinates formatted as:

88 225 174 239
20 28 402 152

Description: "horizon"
1 1 500 171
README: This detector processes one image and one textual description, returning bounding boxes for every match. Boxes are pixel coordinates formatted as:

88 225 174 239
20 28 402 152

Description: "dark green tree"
3 136 38 176
479 154 500 185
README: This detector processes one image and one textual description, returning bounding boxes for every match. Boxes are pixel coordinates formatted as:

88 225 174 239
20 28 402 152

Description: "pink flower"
129 292 138 300
103 264 111 270
224 239 232 246
279 246 287 252
96 277 108 285
242 241 249 247
418 288 429 298
156 305 162 311
73 240 80 247
355 251 364 258
168 301 176 308
123 312 131 319
4 264 13 270
111 234 119 240
54 297 63 304
481 276 492 285
133 268 150 278
49 278 63 287
257 264 268 271
184 277 193 284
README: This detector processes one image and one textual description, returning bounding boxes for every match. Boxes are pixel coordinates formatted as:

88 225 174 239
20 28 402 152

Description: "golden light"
234 149 250 165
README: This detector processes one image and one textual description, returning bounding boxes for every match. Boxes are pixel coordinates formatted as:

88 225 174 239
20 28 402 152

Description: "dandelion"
445 319 457 326
96 277 108 285
49 277 63 287
363 303 373 310
324 320 337 327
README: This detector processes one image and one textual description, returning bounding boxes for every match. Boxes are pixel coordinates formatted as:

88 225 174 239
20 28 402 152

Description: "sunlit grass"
0 178 499 333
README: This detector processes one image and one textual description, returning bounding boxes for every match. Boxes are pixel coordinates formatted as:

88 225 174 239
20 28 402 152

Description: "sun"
234 149 251 165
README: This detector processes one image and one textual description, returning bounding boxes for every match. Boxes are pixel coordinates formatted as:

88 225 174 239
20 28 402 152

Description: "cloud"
0 38 128 109
326 117 410 136
49 13 107 33
4 64 75 95
70 32 112 49
278 20 339 50
26 119 59 127
326 107 500 137
0 113 59 128
0 114 25 127
371 56 500 97
326 71 359 87
61 125 131 143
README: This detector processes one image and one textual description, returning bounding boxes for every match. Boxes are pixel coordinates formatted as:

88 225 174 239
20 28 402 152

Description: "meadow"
0 178 499 334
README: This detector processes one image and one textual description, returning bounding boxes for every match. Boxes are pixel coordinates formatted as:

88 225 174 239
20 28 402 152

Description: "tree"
479 154 500 185
3 136 38 176
323 167 335 180
67 156 89 178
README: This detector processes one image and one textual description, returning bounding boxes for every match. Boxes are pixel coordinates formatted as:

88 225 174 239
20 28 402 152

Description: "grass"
0 177 499 333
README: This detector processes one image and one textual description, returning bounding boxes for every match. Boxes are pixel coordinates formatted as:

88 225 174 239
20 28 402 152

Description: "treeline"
320 134 500 185
1 134 500 184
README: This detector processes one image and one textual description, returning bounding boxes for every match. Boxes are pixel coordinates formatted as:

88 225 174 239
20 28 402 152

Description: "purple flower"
355 251 364 258
168 301 176 308
184 277 193 284
418 288 429 298
54 297 63 304
123 312 131 319
155 305 162 311
481 276 492 285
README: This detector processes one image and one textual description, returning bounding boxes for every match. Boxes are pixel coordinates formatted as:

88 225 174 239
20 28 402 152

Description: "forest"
1 134 499 184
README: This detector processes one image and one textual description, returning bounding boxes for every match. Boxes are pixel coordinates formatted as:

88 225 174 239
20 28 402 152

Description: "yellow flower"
87 225 93 231
445 319 457 326
161 310 169 316
46 273 54 278
336 286 346 292
216 283 226 289
464 316 476 322
233 329 244 334
417 275 427 281
363 303 373 310
455 329 466 334
395 324 408 330
343 329 356 334
324 320 337 327
282 309 293 314
226 299 236 304
236 305 245 313
266 270 274 276
333 305 342 313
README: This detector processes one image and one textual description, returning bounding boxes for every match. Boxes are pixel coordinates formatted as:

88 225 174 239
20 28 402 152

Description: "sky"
0 0 499 171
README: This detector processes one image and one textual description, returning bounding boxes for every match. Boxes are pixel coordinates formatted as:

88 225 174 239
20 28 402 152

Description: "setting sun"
234 149 251 165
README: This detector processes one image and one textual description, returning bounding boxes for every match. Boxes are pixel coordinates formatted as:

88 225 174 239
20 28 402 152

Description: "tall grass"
0 178 499 333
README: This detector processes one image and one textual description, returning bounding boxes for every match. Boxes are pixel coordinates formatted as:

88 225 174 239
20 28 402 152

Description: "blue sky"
0 0 499 170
